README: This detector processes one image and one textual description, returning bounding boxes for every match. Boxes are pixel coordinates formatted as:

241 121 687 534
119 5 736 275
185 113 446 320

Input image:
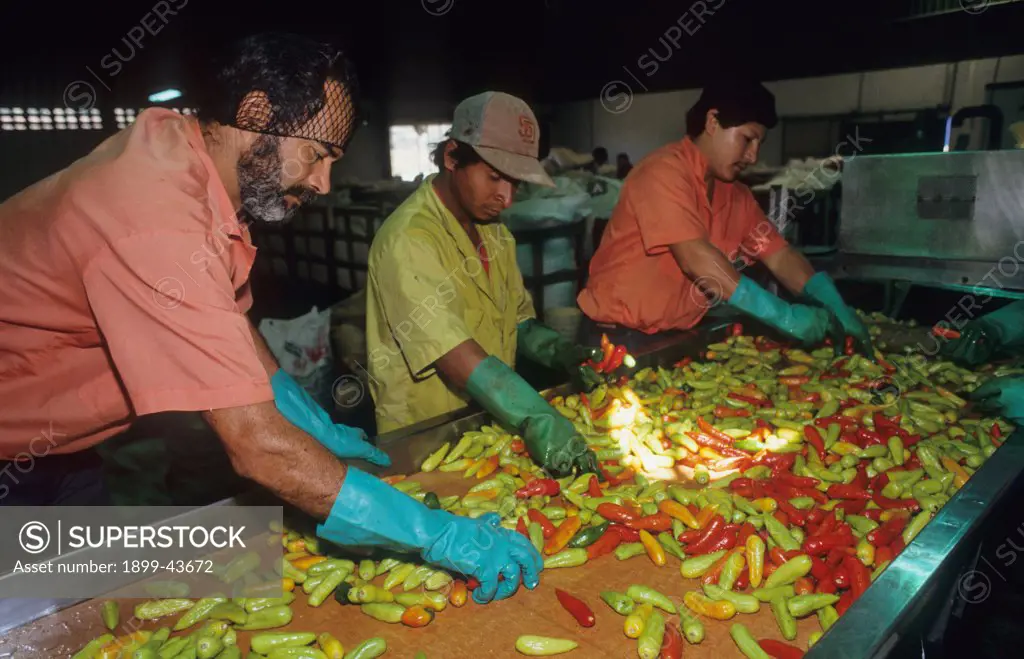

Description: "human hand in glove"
465 356 603 479
517 319 604 390
317 468 542 604
801 272 875 357
940 301 1024 368
271 369 391 467
969 375 1024 425
726 275 835 346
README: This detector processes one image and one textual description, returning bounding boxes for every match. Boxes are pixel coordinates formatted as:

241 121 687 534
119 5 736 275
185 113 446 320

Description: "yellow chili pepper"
683 591 736 620
281 578 295 593
856 538 876 567
291 555 328 571
659 500 701 530
695 504 719 529
476 455 500 479
941 456 970 489
639 530 666 567
544 515 582 556
318 632 344 659
746 535 765 589
624 603 654 639
751 497 778 513
284 539 306 553
830 442 861 456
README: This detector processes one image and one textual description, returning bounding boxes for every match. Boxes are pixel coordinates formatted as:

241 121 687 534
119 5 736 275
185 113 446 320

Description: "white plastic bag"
258 306 335 409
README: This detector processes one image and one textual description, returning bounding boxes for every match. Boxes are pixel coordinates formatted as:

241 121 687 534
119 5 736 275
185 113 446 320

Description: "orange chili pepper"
448 580 468 607
639 529 666 567
625 512 673 533
291 555 328 571
528 509 556 539
695 504 719 529
701 547 740 585
476 455 500 479
940 456 970 489
545 516 582 555
794 576 815 595
683 591 736 620
658 500 701 530
285 539 306 554
401 605 435 628
510 439 526 453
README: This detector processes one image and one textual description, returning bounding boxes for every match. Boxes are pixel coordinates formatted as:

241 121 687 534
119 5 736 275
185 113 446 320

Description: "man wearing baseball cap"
365 91 601 478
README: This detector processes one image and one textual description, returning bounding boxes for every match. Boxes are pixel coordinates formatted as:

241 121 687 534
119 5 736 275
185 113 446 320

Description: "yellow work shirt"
366 175 536 433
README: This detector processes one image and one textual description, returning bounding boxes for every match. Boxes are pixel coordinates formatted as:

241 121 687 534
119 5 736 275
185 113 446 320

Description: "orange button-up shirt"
578 137 788 334
0 108 274 459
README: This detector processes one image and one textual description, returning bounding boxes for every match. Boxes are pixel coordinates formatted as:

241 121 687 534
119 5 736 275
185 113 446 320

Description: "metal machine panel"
839 150 1024 263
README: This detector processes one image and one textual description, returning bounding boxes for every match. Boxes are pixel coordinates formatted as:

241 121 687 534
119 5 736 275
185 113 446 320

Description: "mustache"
283 187 319 204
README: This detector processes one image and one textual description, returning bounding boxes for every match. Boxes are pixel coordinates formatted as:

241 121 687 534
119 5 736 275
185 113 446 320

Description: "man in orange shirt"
0 33 541 604
578 81 871 354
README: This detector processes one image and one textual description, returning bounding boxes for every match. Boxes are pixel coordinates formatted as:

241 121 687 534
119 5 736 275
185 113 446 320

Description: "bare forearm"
248 318 280 375
669 239 742 299
434 339 489 390
761 246 816 296
204 402 344 519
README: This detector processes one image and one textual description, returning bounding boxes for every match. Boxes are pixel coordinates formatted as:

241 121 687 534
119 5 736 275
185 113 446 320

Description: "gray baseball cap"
450 91 555 187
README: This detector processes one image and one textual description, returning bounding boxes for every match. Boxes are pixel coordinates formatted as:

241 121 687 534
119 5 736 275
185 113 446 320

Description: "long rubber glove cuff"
968 375 1024 425
976 300 1024 350
727 276 832 345
517 319 602 373
271 369 390 467
465 356 600 478
801 272 874 356
316 467 542 603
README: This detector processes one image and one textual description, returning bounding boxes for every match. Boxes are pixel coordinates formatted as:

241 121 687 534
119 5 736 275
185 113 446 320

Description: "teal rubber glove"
517 319 604 390
317 467 542 603
941 300 1024 368
968 375 1024 424
801 272 874 357
271 369 390 467
466 356 601 478
726 275 834 345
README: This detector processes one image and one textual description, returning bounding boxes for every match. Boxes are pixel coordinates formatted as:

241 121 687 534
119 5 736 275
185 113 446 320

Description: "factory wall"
549 54 1024 167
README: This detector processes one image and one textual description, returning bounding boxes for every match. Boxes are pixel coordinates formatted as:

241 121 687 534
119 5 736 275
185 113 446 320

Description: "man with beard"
0 35 542 604
578 80 872 355
365 92 601 478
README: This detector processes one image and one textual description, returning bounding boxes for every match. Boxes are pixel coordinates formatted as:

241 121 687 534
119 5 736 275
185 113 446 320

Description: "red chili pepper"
832 566 850 589
778 375 811 386
688 432 748 458
776 473 819 489
728 392 772 408
868 515 910 546
803 531 856 555
596 503 637 524
737 522 757 545
603 344 628 372
814 415 858 430
660 622 684 659
734 568 750 591
773 510 790 527
758 638 806 659
769 546 789 567
729 478 755 492
609 523 641 543
554 589 595 627
827 484 873 500
673 356 692 368
836 590 854 616
810 555 831 580
817 577 838 595
715 405 752 418
625 512 673 533
697 417 738 445
685 515 726 555
730 322 744 337
803 425 827 463
871 492 921 512
579 392 590 409
843 555 870 599
932 325 961 340
825 548 846 567
890 536 906 554
527 509 556 539
992 422 1003 440
843 335 856 356
903 434 922 448
862 508 884 522
703 527 739 553
515 478 561 499
587 475 602 498
594 340 615 373
758 453 797 468
805 508 826 525
516 516 529 538
701 549 736 585
777 499 807 527
585 528 622 560
834 499 868 515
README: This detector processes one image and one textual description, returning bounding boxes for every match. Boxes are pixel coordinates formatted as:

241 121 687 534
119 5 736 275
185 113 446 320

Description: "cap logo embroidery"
518 115 537 144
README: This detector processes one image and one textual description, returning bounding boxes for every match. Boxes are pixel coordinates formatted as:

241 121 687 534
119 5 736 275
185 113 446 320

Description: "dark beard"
237 135 316 223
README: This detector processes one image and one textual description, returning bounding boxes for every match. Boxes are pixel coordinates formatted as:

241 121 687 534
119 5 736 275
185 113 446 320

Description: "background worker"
578 80 871 355
0 34 539 603
366 92 601 478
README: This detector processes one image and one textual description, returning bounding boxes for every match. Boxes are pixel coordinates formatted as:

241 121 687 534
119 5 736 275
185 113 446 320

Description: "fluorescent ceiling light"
148 89 182 103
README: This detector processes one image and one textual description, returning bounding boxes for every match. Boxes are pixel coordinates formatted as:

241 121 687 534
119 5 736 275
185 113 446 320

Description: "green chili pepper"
669 486 698 505
626 584 677 613
544 548 588 569
72 634 115 659
173 596 228 631
196 635 224 659
845 515 879 536
222 551 262 584
751 585 796 602
680 550 728 579
742 465 772 480
99 601 119 631
250 633 317 655
703 584 760 614
615 542 647 561
787 593 839 618
657 532 687 560
309 568 348 607
765 555 812 589
218 648 242 659
528 521 545 553
245 594 296 614
170 636 197 659
637 610 666 659
156 637 188 659
902 510 933 545
599 591 635 615
134 599 195 621
678 606 705 644
764 513 800 552
234 605 292 631
424 570 453 591
403 565 435 591
770 595 798 641
733 495 759 516
567 522 608 549
356 560 375 582
718 551 746 591
514 635 579 656
266 649 327 659
280 559 307 585
205 601 248 625
145 581 191 599
817 604 840 632
342 637 387 659
730 622 772 659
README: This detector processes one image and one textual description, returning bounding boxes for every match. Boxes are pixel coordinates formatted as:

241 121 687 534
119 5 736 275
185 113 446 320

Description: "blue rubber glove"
317 467 543 604
801 272 874 357
941 300 1024 368
271 369 390 467
969 375 1024 425
727 275 834 345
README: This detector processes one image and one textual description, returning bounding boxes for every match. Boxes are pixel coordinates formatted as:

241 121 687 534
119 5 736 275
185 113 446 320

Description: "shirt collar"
183 116 249 244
